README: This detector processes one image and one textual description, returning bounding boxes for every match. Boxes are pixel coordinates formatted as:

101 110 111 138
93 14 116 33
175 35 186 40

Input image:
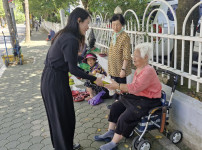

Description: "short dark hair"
110 14 125 26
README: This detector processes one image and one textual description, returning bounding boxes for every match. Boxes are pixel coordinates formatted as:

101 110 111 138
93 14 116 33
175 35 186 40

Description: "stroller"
130 68 183 150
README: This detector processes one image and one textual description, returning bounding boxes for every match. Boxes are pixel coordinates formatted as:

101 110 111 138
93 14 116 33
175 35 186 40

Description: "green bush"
46 12 61 23
15 12 25 24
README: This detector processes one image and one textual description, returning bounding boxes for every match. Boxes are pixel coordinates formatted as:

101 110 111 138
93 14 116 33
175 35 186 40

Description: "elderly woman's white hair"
134 43 152 60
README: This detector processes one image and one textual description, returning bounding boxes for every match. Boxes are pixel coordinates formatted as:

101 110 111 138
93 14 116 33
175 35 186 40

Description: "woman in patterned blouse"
107 14 132 102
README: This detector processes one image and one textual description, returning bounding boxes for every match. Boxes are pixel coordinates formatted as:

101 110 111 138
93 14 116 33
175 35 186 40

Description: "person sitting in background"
87 29 97 51
77 31 99 65
83 53 109 100
46 29 55 41
79 29 99 62
94 43 162 150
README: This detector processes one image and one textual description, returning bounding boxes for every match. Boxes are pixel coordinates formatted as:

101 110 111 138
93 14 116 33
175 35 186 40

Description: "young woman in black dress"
41 8 103 150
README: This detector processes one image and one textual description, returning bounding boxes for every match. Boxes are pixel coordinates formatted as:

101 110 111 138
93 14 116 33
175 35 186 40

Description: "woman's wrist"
117 83 121 90
116 83 119 90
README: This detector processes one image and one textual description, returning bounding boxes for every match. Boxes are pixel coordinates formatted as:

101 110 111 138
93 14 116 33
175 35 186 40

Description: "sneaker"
107 105 112 109
73 143 80 150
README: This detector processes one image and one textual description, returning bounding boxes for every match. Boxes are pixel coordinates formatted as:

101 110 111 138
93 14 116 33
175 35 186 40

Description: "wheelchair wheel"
137 140 151 150
170 130 183 144
132 136 144 150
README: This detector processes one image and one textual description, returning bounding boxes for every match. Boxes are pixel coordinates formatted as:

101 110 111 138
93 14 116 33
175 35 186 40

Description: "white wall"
162 84 202 150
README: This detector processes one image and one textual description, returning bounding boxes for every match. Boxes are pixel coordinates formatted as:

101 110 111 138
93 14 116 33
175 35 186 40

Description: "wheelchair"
130 69 183 150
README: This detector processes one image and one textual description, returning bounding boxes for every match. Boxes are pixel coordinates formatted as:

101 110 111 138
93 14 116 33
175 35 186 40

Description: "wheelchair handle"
156 68 177 76
156 68 179 88
172 75 178 92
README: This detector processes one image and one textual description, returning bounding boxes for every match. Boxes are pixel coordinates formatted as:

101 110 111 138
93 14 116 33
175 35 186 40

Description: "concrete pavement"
0 28 183 150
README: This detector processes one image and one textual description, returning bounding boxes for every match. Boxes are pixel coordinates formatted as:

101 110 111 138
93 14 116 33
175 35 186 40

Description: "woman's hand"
94 77 103 86
78 52 82 56
105 79 119 90
120 70 126 78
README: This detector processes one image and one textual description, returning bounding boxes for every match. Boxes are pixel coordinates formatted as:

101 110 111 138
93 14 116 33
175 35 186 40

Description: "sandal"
80 92 90 98
74 95 84 102
73 143 80 150
72 90 79 96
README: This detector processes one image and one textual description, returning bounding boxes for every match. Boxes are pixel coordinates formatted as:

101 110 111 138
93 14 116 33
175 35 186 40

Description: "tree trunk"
176 0 199 71
24 0 30 43
2 0 16 48
81 0 88 10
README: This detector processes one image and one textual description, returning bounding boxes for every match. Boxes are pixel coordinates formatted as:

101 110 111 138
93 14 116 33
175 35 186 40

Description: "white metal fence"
87 0 202 92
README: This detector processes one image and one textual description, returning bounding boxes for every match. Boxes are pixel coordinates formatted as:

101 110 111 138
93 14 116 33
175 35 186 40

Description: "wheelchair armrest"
148 106 170 115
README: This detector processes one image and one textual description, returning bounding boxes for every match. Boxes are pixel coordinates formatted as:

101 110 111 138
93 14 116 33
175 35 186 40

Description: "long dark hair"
51 7 90 47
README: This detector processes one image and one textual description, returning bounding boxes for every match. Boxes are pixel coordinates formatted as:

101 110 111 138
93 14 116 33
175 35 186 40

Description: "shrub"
15 12 25 24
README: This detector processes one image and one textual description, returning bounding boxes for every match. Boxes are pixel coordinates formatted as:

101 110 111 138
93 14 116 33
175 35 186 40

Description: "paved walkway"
0 28 181 150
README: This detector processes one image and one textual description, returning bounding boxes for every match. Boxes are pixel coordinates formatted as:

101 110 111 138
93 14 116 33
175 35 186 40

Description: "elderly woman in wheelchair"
95 43 162 150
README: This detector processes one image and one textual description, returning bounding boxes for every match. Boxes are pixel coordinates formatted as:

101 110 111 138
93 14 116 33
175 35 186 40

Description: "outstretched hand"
105 79 118 90
94 77 103 86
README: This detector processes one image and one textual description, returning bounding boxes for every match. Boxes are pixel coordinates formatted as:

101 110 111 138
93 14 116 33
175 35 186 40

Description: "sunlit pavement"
0 28 181 150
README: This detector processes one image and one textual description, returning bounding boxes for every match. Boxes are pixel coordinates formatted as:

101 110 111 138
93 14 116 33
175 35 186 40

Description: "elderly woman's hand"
105 79 119 90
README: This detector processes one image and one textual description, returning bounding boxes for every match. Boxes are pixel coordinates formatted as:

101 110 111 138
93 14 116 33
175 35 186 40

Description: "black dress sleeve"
61 38 97 82
77 55 84 63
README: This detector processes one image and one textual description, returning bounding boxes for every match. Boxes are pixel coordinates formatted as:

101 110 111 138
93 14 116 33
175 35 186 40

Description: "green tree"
83 0 147 20
14 0 25 23
28 0 77 22
0 0 5 16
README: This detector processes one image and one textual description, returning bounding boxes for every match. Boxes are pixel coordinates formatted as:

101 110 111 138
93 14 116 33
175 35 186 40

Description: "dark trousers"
108 95 161 137
111 76 126 100
41 66 75 150
48 34 51 40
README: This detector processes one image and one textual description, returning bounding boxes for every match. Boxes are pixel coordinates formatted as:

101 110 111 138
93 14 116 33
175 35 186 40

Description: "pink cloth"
127 65 162 99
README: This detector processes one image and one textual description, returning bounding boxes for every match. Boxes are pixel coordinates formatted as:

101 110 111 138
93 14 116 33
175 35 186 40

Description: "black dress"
41 32 96 150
